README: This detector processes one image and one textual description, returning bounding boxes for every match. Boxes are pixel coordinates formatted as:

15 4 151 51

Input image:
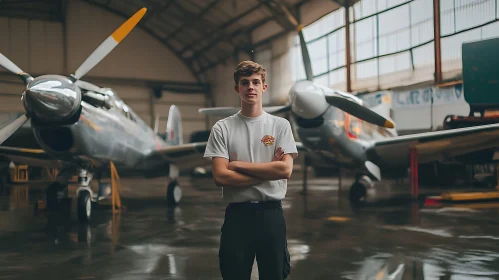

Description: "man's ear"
263 83 268 92
234 85 239 93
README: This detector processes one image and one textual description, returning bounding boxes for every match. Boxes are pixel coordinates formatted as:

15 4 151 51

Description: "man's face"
235 73 267 105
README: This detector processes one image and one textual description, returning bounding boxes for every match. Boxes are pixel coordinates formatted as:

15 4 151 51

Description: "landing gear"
167 164 182 207
77 189 92 222
76 168 94 222
44 165 119 222
167 180 182 206
349 182 367 206
349 175 372 206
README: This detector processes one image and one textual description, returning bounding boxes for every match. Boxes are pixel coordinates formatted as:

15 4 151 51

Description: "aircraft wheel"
167 180 182 206
349 182 367 206
46 182 67 211
77 190 92 222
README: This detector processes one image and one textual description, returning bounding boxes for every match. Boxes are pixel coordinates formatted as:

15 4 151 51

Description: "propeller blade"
72 7 147 81
0 53 33 85
325 95 395 128
0 113 29 145
0 53 23 75
271 0 313 81
298 27 313 82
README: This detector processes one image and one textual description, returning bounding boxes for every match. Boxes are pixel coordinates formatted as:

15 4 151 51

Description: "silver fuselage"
32 102 167 172
18 75 172 177
288 80 397 174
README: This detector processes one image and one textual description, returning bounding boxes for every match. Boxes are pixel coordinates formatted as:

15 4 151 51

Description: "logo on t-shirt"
261 135 275 146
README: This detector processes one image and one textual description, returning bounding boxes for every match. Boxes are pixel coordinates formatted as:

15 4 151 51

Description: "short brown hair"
234 60 266 85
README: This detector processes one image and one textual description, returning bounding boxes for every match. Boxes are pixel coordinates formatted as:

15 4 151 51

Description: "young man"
204 60 298 280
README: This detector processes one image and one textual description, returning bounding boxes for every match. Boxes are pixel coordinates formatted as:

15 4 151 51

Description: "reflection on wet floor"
1 176 499 279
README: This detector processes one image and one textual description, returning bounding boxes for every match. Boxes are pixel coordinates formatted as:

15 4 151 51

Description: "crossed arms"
212 147 294 188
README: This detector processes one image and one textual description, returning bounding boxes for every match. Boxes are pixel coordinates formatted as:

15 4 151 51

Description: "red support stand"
410 146 419 200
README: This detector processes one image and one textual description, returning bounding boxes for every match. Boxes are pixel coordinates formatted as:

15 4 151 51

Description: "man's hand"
272 147 284 161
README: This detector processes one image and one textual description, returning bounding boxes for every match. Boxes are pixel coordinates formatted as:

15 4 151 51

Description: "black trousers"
219 200 290 280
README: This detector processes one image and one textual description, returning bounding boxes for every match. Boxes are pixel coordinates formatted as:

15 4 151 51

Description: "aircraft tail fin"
165 105 183 146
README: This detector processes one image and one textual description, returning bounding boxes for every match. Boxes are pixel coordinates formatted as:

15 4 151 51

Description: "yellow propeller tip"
384 120 395 128
297 24 303 31
111 7 147 43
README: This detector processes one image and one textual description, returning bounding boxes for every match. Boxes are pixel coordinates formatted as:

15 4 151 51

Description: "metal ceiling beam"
165 0 222 41
188 16 273 63
162 1 229 52
196 0 308 74
141 0 175 24
258 0 297 31
155 9 201 46
178 3 263 55
167 1 220 32
167 1 261 69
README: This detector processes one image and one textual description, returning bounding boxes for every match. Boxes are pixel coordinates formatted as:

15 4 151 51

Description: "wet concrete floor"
1 173 499 279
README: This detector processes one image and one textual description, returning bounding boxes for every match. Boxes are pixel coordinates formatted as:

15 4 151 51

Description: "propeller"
0 7 147 145
0 53 33 85
71 7 147 81
324 94 395 128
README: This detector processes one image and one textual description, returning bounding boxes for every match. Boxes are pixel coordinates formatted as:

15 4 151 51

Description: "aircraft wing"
145 142 210 171
0 146 62 168
368 123 499 167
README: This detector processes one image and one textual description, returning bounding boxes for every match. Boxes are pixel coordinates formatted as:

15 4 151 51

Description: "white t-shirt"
204 111 298 203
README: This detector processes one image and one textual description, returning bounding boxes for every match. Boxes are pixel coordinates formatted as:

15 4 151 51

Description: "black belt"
227 200 281 211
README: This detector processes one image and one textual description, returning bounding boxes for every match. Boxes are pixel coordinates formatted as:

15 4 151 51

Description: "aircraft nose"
23 75 82 122
289 80 329 119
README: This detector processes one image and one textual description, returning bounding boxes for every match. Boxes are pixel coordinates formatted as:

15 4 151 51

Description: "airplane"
0 7 209 222
198 0 499 205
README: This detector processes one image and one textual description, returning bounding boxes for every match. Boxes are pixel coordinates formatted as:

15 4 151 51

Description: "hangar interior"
2 0 499 279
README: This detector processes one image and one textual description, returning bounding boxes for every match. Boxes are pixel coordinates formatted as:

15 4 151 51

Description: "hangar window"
291 0 498 93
